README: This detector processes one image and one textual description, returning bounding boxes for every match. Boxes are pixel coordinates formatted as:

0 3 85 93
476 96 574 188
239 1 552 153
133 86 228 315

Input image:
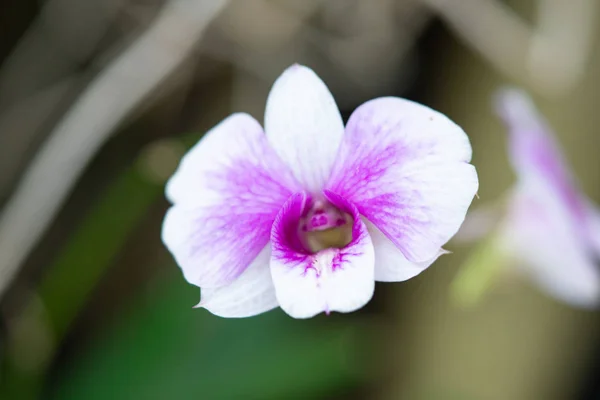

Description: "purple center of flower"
299 199 353 253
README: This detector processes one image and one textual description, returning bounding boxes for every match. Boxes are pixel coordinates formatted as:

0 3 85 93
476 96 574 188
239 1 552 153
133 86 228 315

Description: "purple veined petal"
162 113 300 288
365 219 448 282
326 97 478 263
499 181 600 308
269 191 375 319
264 65 345 193
196 246 279 318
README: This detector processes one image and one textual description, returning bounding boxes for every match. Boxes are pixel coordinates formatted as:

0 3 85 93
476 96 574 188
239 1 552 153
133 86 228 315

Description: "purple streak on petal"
326 97 477 263
326 107 416 247
323 190 370 271
270 191 312 268
162 113 301 288
186 158 296 280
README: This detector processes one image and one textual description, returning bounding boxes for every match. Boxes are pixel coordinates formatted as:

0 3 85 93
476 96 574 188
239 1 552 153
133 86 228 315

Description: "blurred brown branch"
0 0 228 295
421 0 596 96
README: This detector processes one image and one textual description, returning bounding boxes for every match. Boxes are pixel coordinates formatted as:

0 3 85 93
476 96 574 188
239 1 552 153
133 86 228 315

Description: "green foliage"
47 275 360 400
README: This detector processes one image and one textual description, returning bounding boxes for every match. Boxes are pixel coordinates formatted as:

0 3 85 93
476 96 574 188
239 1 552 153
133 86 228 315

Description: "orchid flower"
161 65 478 318
454 88 600 308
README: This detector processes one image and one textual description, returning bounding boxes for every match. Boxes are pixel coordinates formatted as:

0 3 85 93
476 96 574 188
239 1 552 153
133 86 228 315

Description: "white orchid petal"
162 113 299 288
366 219 447 282
327 97 478 263
198 246 278 318
264 65 345 193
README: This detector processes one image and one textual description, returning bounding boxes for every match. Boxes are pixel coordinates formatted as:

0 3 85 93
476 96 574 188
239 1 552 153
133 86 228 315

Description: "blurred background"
1 0 599 399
